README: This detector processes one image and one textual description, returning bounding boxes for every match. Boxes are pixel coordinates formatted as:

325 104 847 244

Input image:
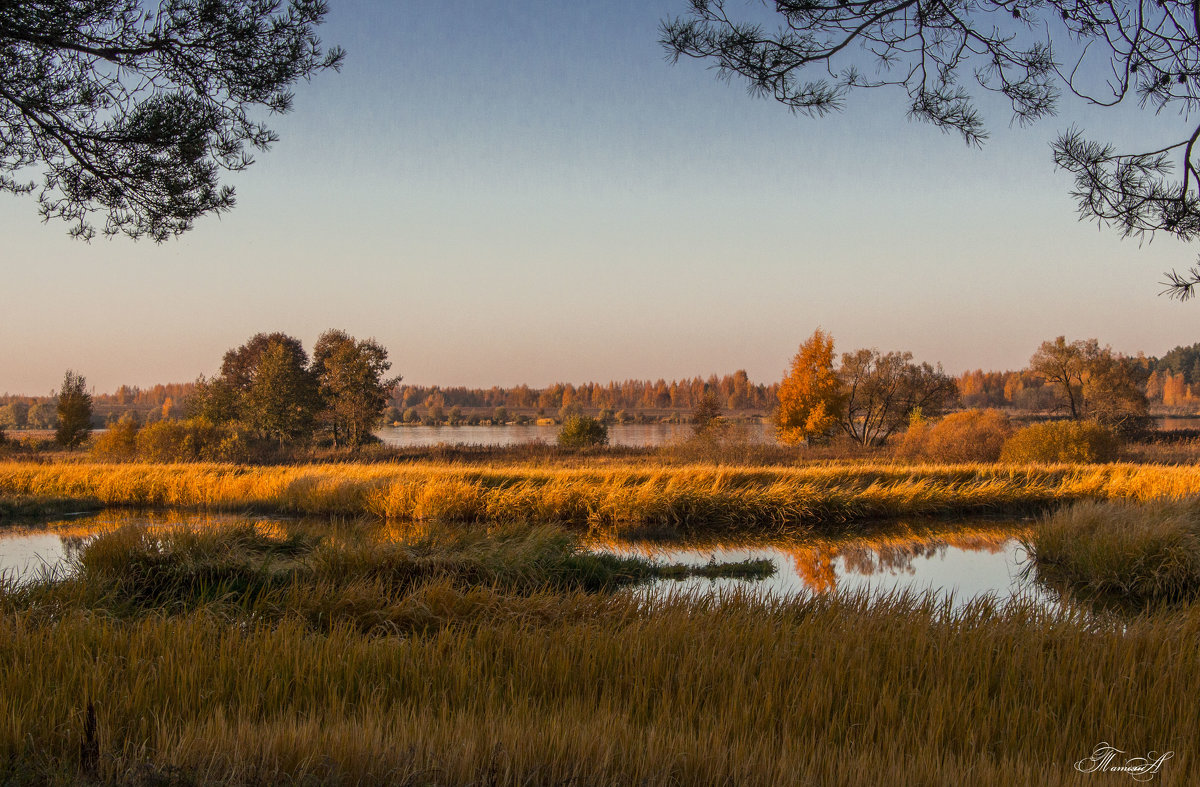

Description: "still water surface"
376 416 1199 448
0 512 1049 609
375 422 772 448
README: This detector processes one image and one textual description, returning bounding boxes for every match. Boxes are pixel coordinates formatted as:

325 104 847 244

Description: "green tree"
185 374 241 423
557 415 608 449
55 369 93 447
1 0 342 241
220 332 310 393
241 341 318 448
311 330 397 447
775 329 845 445
662 2 1200 295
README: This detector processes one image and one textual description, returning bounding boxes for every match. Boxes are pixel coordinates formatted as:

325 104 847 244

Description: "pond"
0 512 1053 610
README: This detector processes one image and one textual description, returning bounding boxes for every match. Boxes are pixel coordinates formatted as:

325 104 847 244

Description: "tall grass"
0 591 1196 785
5 461 1200 533
1025 500 1200 603
5 519 772 624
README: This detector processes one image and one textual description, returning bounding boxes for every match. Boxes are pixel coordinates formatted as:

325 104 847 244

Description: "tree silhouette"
662 0 1200 296
1 0 342 241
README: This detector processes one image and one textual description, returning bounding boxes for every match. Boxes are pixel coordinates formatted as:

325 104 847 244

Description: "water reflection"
375 421 774 448
591 521 1055 610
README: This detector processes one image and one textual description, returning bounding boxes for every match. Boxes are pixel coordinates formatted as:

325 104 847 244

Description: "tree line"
777 331 1155 447
392 372 778 415
7 335 1200 449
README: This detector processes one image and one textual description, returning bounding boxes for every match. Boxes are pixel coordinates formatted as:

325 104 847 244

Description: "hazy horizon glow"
3 1 1199 396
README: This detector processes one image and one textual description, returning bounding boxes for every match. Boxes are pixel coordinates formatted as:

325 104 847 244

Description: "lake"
375 421 775 448
375 416 1199 448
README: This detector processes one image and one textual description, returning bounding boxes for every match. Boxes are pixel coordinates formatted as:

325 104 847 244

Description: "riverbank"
5 460 1200 534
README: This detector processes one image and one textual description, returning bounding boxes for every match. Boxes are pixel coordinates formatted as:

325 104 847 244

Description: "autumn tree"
776 329 845 445
27 401 57 429
311 330 397 448
692 391 725 437
839 350 957 446
1028 337 1149 429
55 369 93 447
1 0 343 240
0 401 29 429
1084 351 1151 432
1029 337 1095 419
662 1 1200 295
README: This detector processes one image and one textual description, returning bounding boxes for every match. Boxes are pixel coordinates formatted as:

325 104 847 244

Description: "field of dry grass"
1 517 1196 785
4 460 1200 783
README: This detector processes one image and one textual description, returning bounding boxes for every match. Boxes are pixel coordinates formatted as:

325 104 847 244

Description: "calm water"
376 416 1199 447
0 512 1050 609
375 422 774 448
1156 415 1200 430
594 526 1052 609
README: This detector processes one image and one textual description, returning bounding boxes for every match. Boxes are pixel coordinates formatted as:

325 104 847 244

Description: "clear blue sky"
3 0 1199 395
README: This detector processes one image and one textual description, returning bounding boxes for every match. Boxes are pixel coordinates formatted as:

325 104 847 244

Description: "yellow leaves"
775 329 844 446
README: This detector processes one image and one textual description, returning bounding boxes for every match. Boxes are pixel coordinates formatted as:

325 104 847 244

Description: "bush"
1000 420 1119 463
557 415 608 449
135 418 251 462
898 409 1012 462
90 416 140 460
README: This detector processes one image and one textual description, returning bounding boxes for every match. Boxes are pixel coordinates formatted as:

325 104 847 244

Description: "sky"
3 0 1200 395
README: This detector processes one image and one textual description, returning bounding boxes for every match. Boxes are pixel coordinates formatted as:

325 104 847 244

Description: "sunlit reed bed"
5 461 1200 533
0 590 1196 785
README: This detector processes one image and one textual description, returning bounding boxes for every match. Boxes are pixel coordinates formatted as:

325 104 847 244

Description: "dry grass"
1026 500 1200 603
0 590 1196 785
6 460 1200 534
3 507 1197 783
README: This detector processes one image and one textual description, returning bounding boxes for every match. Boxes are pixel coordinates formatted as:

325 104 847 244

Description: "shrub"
1000 420 1119 463
898 409 1012 462
90 416 140 461
135 418 251 462
557 415 608 449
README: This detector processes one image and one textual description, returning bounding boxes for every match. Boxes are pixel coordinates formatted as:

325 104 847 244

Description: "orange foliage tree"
775 329 845 445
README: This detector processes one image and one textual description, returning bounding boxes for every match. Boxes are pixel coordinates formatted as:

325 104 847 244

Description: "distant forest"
6 342 1200 428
